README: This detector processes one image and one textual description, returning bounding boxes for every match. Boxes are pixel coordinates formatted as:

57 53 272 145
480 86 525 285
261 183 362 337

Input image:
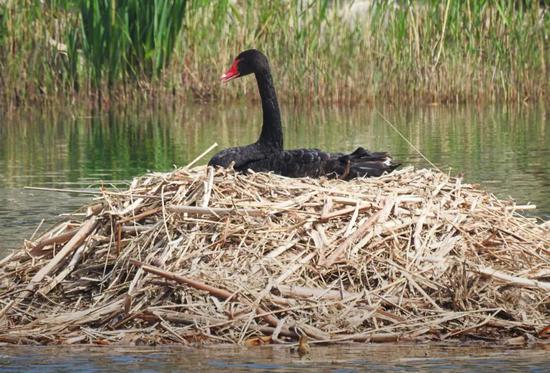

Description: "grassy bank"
0 0 548 108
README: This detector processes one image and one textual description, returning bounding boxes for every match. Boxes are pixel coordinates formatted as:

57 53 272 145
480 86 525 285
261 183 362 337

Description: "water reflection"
0 104 548 252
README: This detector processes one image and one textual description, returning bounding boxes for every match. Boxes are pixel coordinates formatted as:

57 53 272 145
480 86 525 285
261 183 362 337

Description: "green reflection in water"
0 104 548 252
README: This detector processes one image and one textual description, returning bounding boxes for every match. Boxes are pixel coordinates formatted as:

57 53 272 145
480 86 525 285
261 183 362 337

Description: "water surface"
0 104 548 252
1 344 549 372
0 104 549 371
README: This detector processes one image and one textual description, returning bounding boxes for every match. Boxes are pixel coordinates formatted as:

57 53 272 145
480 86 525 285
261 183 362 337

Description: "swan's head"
221 49 270 83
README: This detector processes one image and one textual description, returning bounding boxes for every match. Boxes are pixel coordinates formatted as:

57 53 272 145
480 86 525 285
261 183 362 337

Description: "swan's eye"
221 58 241 83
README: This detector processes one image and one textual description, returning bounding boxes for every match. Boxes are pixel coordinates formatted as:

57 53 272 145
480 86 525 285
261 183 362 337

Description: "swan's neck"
255 71 283 149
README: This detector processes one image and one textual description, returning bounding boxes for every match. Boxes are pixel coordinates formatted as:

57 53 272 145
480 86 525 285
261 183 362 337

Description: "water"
1 344 549 372
1 104 548 252
0 104 549 370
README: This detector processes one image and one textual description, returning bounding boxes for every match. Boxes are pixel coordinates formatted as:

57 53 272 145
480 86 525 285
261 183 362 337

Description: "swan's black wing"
209 145 399 179
270 147 399 179
208 144 268 171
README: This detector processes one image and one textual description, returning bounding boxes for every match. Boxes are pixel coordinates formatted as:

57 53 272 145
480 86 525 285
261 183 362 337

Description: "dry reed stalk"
0 165 548 346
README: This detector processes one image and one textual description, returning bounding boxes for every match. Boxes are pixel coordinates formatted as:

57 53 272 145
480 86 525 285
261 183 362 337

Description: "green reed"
0 0 548 107
0 1 64 104
183 0 548 104
74 0 186 90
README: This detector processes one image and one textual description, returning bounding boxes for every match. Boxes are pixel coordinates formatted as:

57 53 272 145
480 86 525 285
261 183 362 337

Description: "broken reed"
0 0 548 107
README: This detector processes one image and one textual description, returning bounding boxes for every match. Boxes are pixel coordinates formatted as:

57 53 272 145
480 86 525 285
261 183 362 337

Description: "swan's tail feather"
340 147 400 180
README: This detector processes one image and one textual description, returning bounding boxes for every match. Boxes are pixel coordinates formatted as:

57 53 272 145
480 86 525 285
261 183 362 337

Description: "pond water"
1 343 550 372
1 104 548 252
0 104 549 370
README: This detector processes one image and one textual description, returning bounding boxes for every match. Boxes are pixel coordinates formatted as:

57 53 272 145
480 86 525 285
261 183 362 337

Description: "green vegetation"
76 0 186 89
0 0 548 107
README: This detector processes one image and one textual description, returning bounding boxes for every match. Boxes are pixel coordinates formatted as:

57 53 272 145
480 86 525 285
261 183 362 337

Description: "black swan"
208 49 399 180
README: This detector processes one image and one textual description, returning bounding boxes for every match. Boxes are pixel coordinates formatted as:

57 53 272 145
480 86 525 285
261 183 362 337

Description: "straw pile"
0 165 549 346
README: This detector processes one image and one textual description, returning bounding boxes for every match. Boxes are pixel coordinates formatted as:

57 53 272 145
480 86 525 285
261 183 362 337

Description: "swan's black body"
209 49 399 180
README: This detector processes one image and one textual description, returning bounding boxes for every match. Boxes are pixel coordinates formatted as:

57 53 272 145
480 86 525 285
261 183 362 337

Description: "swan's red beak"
221 59 240 83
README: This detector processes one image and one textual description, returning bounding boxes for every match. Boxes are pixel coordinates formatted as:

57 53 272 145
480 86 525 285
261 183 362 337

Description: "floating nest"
0 165 549 346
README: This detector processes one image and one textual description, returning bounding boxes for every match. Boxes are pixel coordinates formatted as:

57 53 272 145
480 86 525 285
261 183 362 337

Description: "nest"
0 165 549 346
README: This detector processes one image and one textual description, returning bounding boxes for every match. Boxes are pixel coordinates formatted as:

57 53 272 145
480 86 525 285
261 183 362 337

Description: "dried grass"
0 164 549 346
